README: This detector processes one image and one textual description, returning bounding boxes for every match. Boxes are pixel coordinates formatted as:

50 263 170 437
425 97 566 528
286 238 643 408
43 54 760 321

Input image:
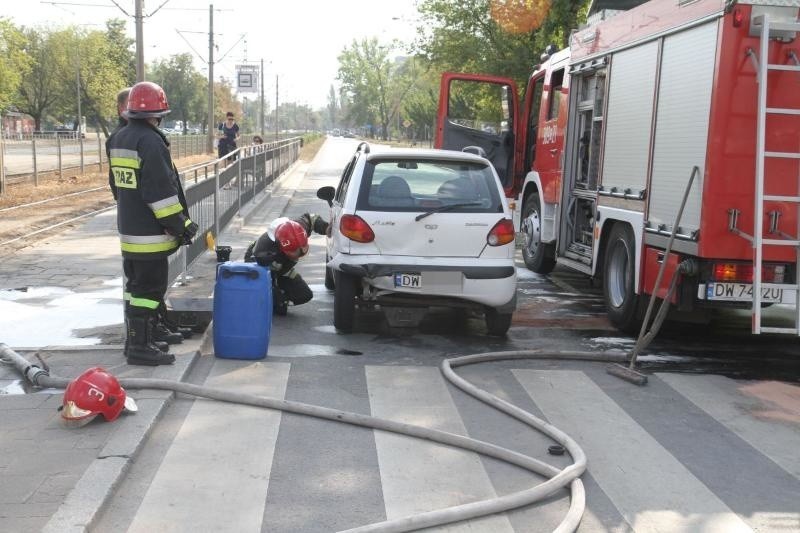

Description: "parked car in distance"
317 142 517 335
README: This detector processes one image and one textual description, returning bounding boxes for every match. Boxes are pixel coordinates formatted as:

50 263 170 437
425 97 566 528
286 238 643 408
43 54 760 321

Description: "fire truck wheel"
333 270 358 332
521 194 556 274
603 223 642 334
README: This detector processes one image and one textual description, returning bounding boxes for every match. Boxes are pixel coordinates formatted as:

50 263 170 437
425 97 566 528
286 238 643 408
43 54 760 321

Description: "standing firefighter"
244 214 328 315
108 81 198 366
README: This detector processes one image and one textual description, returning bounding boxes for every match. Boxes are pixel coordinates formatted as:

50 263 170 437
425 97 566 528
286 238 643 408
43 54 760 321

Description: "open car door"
435 73 520 193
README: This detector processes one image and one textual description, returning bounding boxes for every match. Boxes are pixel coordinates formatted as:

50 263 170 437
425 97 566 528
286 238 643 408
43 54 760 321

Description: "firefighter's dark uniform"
244 214 328 314
108 120 195 356
106 116 126 200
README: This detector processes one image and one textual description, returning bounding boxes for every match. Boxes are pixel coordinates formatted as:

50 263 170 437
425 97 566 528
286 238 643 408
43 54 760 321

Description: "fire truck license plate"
394 273 422 288
706 283 783 303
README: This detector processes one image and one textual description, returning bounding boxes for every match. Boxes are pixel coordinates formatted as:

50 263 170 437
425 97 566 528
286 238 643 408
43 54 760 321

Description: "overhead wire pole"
135 0 145 80
207 4 215 154
275 75 279 141
260 58 265 138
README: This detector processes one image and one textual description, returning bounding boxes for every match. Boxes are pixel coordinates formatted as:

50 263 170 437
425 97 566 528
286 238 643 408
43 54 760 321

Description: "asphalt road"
93 136 800 533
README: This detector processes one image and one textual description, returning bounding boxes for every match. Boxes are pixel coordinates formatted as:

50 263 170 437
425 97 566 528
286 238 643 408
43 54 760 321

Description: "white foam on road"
0 285 123 347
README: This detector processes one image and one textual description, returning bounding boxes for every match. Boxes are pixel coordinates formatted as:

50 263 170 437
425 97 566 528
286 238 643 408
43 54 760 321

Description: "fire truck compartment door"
648 21 718 235
436 73 519 190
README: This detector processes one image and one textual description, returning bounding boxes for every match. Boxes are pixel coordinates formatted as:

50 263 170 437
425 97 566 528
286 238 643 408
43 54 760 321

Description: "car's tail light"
711 262 786 283
487 218 515 246
340 214 375 243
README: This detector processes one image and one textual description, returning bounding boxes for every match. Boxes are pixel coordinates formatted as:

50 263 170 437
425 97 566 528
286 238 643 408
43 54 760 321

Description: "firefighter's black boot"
273 287 288 316
152 319 183 345
125 318 168 352
158 304 194 339
126 316 175 366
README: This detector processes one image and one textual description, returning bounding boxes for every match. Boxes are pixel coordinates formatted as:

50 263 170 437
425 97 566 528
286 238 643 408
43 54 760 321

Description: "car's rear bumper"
330 253 517 308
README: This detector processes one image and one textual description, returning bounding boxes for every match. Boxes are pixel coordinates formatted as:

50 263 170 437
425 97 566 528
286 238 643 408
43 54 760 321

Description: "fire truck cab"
436 0 800 334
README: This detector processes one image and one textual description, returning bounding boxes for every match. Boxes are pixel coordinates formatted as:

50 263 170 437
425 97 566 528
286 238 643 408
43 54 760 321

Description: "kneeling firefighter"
108 81 198 366
244 214 328 315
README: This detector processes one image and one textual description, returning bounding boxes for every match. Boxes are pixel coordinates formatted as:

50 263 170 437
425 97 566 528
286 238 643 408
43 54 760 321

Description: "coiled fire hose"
1 343 634 532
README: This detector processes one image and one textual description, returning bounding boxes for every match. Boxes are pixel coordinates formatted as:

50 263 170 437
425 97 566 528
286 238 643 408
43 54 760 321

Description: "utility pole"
76 50 82 134
275 74 279 141
207 4 215 154
135 0 145 81
260 58 265 137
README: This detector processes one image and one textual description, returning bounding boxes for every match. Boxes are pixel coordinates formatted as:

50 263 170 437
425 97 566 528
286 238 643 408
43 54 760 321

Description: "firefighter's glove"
182 221 199 245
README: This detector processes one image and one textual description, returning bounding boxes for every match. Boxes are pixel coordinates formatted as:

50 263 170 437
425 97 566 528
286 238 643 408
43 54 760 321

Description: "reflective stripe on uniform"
185 218 194 227
123 292 131 301
149 195 183 219
109 148 141 169
119 233 180 253
130 297 160 310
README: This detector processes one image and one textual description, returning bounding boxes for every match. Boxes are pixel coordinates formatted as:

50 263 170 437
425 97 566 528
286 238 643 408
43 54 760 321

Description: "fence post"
32 138 39 187
237 153 242 215
97 134 103 172
57 136 63 178
79 134 84 173
213 161 220 244
0 135 5 196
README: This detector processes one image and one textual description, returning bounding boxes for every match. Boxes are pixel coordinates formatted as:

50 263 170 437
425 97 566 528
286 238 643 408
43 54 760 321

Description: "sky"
4 0 422 110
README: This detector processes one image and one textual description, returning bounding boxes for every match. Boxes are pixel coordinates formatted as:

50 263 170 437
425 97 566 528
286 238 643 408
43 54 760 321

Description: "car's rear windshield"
357 158 504 213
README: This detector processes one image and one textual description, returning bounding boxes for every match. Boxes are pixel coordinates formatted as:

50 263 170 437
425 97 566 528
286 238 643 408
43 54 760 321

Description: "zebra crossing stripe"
513 369 753 533
366 365 515 532
128 361 291 532
658 373 800 480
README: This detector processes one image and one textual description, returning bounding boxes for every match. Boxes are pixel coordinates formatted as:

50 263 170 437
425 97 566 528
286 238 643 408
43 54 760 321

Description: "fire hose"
0 342 640 533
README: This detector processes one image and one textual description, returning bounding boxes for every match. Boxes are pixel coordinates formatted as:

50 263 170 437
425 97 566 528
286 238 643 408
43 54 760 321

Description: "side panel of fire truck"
436 0 800 334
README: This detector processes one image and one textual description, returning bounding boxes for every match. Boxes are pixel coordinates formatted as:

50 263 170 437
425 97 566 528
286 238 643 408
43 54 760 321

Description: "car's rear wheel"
333 271 358 332
324 254 335 290
521 193 556 274
484 307 513 336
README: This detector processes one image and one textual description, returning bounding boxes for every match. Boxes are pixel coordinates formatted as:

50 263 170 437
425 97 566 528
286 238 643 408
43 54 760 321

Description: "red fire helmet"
124 81 170 119
274 220 309 260
61 367 135 428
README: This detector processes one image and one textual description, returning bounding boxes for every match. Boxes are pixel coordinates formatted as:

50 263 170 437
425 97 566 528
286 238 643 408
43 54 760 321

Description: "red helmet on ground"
61 367 135 427
274 220 309 260
124 81 170 119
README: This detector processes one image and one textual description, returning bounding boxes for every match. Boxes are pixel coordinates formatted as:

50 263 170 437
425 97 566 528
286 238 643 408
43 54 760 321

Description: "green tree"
150 54 206 134
0 19 31 113
338 38 406 140
15 27 61 131
415 0 589 88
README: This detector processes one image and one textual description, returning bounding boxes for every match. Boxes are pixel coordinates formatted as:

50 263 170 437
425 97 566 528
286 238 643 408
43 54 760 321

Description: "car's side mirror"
317 186 335 207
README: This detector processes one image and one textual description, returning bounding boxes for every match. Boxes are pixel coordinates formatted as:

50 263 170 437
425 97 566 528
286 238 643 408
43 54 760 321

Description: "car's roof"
364 147 489 164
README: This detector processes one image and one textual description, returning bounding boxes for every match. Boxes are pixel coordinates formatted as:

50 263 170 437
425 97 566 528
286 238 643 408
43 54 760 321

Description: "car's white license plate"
706 282 783 303
394 272 421 288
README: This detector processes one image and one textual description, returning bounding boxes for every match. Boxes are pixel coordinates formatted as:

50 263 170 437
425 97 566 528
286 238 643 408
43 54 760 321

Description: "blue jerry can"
213 261 272 360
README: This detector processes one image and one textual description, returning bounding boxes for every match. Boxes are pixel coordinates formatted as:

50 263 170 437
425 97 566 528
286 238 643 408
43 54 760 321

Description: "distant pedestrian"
107 87 130 201
217 111 240 164
252 135 263 145
108 81 198 366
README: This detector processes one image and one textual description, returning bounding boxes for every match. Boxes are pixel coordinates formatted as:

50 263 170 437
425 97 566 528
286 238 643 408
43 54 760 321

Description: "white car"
316 142 517 335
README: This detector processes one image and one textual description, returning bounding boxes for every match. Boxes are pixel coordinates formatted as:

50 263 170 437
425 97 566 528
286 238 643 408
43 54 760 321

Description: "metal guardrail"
167 137 302 285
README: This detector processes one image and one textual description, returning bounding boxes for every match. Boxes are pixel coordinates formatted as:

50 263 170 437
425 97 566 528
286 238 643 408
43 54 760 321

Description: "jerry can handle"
221 266 260 280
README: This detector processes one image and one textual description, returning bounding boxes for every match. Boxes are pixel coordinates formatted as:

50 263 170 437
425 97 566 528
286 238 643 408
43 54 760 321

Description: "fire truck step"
762 238 800 246
768 64 800 71
766 107 800 115
759 326 799 335
766 20 800 31
764 195 800 202
765 151 800 159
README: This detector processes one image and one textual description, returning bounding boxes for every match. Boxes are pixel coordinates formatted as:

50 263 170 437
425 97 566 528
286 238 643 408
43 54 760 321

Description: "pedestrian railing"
167 137 302 285
1 133 208 183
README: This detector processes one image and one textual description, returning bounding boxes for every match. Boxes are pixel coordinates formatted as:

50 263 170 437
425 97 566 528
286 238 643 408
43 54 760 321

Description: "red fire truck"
435 0 800 334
